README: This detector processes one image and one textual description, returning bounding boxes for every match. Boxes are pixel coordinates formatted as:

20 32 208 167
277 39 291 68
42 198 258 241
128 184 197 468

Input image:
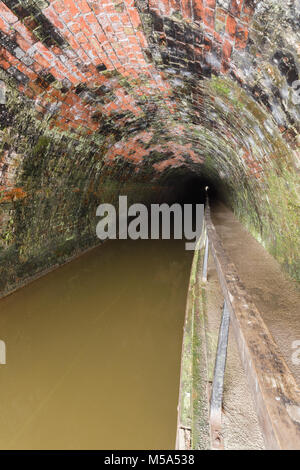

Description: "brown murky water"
0 239 192 450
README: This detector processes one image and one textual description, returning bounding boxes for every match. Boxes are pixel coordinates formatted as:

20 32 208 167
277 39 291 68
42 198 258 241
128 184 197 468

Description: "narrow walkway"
211 202 300 385
204 245 265 449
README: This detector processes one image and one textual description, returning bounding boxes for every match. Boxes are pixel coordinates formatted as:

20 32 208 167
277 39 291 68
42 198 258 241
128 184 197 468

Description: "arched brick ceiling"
0 0 299 286
0 1 298 152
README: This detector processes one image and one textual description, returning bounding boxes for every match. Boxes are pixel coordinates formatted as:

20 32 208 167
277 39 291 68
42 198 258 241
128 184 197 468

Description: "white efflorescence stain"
0 80 6 105
292 80 300 105
0 340 6 365
291 340 300 365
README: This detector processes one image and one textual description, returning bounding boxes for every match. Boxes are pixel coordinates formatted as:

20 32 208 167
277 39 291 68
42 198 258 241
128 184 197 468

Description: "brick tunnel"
0 0 299 451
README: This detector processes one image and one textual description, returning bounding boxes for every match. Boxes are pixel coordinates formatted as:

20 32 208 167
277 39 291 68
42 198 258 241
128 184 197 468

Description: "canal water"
0 239 193 449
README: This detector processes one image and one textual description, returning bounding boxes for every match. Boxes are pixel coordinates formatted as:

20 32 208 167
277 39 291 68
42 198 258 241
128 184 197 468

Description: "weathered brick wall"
0 0 299 291
147 0 254 72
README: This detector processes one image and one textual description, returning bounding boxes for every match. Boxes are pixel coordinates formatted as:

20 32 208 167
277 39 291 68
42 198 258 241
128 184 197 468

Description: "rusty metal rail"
177 198 300 450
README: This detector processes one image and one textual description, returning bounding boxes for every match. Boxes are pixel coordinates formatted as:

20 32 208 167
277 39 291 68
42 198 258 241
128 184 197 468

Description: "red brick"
35 42 54 62
76 0 91 13
63 0 80 16
216 8 227 23
127 8 141 28
222 39 232 60
204 8 215 28
193 0 204 22
60 10 73 24
14 33 32 52
235 23 249 49
69 22 81 34
0 16 11 34
221 59 230 74
17 63 33 80
34 52 51 69
0 57 9 69
52 1 65 14
0 2 18 24
136 30 147 49
149 0 159 11
50 66 64 80
226 15 237 38
24 87 35 99
169 0 181 12
32 62 43 73
29 81 45 95
230 0 243 17
213 31 222 43
181 0 192 18
206 0 216 8
204 36 212 52
2 49 18 66
85 12 97 24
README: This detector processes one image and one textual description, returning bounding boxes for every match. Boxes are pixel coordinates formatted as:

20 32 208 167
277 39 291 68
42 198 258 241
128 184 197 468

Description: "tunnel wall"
0 72 176 295
0 0 299 294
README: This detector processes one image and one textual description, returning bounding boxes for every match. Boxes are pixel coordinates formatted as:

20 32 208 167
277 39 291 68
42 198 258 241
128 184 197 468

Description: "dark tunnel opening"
136 172 222 243
155 171 222 206
174 175 220 206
